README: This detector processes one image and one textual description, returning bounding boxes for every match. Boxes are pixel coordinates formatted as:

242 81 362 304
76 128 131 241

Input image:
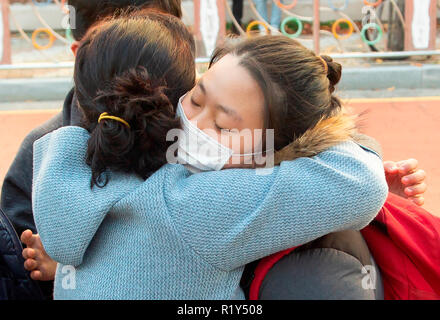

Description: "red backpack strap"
249 247 297 300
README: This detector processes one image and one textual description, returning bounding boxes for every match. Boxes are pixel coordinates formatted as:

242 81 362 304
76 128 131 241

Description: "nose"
181 99 209 131
187 108 222 143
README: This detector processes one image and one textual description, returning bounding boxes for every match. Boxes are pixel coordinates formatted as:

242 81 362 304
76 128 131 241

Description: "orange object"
32 28 56 50
332 18 354 40
246 20 269 36
274 0 298 10
363 0 383 7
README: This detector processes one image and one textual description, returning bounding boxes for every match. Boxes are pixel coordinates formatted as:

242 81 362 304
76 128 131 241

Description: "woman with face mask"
28 11 388 299
175 37 387 300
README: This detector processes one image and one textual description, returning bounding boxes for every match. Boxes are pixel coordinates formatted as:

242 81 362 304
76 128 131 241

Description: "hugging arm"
353 133 427 205
32 127 141 267
165 141 388 271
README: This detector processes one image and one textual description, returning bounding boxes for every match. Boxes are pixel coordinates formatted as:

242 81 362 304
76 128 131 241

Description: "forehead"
201 54 264 119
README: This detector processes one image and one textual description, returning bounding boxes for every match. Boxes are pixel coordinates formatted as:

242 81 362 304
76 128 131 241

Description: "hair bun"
87 66 179 187
96 66 174 129
321 55 342 93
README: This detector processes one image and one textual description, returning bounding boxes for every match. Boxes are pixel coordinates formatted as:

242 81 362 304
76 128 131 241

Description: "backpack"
249 193 440 300
361 193 440 299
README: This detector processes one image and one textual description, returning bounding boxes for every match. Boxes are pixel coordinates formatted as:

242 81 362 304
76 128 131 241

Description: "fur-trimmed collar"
274 112 358 165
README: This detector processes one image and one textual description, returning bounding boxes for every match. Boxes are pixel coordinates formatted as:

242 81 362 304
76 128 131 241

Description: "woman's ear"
71 41 80 56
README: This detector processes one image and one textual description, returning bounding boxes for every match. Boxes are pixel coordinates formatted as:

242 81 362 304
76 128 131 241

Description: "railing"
1 0 439 70
196 0 439 59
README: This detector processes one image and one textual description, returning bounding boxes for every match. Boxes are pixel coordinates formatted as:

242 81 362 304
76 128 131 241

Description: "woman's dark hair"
74 10 195 187
68 0 182 40
210 36 343 151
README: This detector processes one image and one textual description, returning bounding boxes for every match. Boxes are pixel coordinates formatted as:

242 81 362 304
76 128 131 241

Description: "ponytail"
321 55 342 94
320 55 343 117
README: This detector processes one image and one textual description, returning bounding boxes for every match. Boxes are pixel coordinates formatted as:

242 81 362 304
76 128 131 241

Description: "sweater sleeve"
165 141 388 271
32 126 142 267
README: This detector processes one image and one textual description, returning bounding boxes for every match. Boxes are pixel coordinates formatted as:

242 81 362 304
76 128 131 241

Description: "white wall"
9 3 65 32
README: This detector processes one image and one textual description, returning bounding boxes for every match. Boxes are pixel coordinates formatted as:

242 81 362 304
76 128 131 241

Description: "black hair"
74 10 195 187
67 0 182 40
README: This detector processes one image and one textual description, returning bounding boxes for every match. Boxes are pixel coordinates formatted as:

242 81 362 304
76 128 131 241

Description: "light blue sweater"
32 126 388 300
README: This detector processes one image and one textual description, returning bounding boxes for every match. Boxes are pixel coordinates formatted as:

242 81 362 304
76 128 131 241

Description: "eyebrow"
198 81 243 122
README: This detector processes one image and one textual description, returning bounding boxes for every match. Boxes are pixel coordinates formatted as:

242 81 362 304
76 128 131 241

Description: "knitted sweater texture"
32 126 388 299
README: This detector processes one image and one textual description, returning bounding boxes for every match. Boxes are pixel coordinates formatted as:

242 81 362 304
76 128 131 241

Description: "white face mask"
176 94 265 173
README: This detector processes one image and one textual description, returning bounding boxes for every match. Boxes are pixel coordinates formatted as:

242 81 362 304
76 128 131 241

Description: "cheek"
181 96 221 143
223 129 265 155
223 130 266 169
230 132 256 154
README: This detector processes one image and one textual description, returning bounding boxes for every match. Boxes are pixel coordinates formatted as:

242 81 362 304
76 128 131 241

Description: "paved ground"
347 96 440 215
0 96 439 215
0 109 59 195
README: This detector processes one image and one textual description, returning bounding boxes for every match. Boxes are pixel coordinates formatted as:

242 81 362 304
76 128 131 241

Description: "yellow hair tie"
319 56 328 74
98 112 131 129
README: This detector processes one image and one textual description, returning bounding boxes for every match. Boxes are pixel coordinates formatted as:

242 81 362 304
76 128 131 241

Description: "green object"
281 17 303 39
361 23 383 45
65 28 74 43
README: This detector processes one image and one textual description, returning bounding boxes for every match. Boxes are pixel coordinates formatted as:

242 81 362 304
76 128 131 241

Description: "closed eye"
215 123 231 133
191 98 201 107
